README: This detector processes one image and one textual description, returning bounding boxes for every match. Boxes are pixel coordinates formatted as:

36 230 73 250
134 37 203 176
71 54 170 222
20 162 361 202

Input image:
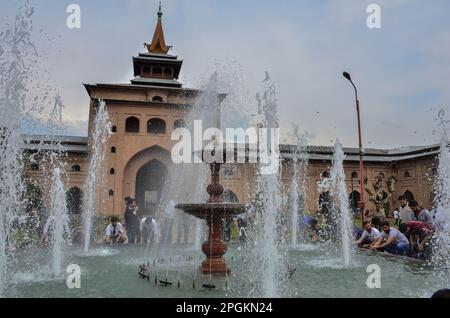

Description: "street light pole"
343 72 365 227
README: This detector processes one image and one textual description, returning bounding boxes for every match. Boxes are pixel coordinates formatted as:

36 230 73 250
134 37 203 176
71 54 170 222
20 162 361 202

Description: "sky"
1 0 449 149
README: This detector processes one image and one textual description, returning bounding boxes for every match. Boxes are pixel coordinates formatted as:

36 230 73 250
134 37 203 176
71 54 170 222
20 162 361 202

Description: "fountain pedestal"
201 214 229 275
176 162 246 276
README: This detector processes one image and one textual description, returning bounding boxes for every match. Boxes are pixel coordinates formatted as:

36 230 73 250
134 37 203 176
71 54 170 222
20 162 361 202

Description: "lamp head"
343 72 352 81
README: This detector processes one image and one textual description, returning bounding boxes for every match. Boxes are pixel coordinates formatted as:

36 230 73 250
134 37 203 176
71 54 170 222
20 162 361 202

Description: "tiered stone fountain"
176 160 247 276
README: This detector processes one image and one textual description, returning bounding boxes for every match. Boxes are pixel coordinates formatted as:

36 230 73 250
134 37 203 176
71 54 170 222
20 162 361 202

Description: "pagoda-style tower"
132 2 183 88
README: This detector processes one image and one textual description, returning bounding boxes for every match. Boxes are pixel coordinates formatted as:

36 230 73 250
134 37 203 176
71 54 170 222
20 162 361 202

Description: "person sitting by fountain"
124 199 141 244
399 221 435 259
370 221 409 255
105 216 125 245
308 218 329 242
355 220 381 248
140 216 160 245
409 200 433 224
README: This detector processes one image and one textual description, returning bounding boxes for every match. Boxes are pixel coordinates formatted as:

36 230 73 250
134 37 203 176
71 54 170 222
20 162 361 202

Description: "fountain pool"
5 244 442 298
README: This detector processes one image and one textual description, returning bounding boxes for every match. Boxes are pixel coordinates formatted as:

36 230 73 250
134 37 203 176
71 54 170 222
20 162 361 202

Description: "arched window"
174 119 186 129
147 118 166 134
30 163 39 171
111 146 116 153
378 172 385 179
152 96 163 102
109 190 114 196
349 191 361 212
66 187 83 215
111 125 117 133
110 168 115 175
404 171 410 178
72 165 81 172
351 171 358 179
125 116 140 133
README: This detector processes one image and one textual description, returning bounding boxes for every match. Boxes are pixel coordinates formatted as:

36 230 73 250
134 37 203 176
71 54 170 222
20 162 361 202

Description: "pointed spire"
158 1 163 18
146 1 171 54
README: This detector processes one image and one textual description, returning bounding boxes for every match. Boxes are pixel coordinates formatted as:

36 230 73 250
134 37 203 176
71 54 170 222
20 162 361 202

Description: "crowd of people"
305 193 437 260
104 196 251 246
104 197 162 246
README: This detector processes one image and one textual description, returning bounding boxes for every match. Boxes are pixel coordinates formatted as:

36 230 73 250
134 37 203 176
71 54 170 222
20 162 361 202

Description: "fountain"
0 2 37 296
431 109 450 282
2 3 450 299
328 139 354 266
176 161 247 275
43 167 70 276
247 78 286 297
288 124 310 247
82 100 112 252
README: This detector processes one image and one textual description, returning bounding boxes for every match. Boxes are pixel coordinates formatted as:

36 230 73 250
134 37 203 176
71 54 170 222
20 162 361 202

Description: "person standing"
176 212 190 246
398 195 414 224
161 200 176 246
393 209 400 226
124 199 141 244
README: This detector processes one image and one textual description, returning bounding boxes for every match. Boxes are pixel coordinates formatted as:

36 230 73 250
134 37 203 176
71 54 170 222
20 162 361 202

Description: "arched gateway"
135 159 167 215
122 145 171 215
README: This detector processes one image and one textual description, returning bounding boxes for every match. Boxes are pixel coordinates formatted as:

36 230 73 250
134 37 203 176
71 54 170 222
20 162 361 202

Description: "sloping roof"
21 134 88 154
130 77 182 88
20 133 443 162
280 144 441 162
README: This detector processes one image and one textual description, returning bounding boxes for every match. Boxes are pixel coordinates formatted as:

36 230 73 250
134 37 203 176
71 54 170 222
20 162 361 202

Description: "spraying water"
328 139 353 266
288 124 310 247
44 168 70 276
250 77 285 297
431 109 450 282
83 100 112 252
0 2 38 296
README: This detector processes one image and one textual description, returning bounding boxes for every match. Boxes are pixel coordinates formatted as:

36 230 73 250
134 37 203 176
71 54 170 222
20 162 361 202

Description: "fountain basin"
175 203 247 219
176 203 247 276
5 244 443 298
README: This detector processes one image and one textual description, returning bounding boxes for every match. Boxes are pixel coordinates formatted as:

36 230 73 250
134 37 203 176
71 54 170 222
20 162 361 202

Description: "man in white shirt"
140 216 161 245
356 220 381 248
393 209 399 226
105 217 125 245
371 221 410 255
